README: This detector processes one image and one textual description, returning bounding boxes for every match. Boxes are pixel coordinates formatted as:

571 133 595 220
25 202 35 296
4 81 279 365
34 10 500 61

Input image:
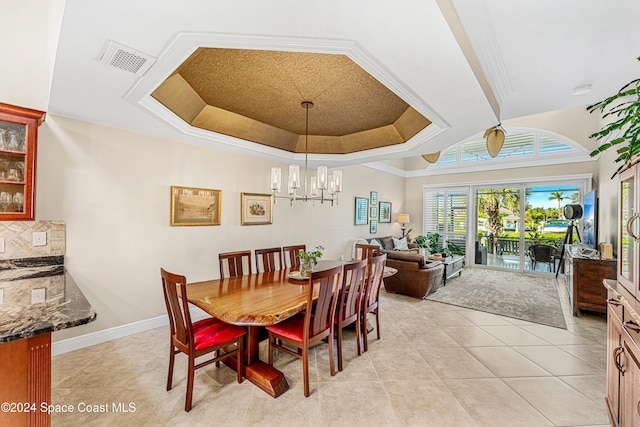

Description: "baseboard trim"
52 308 209 356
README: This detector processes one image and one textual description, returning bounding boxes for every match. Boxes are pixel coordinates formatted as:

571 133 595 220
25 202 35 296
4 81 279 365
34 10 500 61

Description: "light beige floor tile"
407 328 462 350
384 379 477 426
503 377 611 426
244 382 321 426
557 344 608 369
369 346 439 381
479 325 550 346
442 325 507 347
445 378 552 426
558 374 607 404
455 309 514 326
514 346 602 376
521 324 598 345
419 347 496 379
467 347 551 378
319 381 402 426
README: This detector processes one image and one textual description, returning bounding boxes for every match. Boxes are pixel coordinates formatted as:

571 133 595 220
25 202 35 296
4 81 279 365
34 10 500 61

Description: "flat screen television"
582 190 598 249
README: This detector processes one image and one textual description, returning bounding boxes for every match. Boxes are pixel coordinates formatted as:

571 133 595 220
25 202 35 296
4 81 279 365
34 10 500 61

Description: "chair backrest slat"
219 250 252 279
307 265 343 338
160 268 193 348
355 243 380 261
365 254 387 308
283 244 306 268
339 259 368 322
255 247 284 273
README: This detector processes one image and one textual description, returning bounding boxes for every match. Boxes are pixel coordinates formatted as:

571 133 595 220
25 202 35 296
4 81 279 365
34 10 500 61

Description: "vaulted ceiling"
48 0 640 169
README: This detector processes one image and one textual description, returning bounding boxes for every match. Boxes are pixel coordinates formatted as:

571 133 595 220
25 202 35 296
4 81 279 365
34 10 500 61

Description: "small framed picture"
370 191 378 204
379 201 392 223
355 197 369 225
170 186 221 226
240 193 273 225
370 206 378 218
370 219 377 234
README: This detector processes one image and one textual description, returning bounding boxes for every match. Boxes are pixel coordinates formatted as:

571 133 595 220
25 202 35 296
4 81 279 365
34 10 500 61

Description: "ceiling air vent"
98 41 155 75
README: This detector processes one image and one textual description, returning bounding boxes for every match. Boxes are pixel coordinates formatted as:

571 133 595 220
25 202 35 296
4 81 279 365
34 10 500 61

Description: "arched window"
427 128 591 175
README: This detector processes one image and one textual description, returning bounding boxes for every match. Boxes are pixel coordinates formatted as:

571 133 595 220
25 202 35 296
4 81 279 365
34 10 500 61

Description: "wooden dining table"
186 260 343 398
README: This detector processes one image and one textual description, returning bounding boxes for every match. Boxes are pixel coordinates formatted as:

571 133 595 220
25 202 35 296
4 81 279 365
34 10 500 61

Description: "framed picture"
355 197 369 225
370 219 377 234
370 206 378 219
170 186 221 226
370 191 378 204
379 201 392 223
240 193 273 225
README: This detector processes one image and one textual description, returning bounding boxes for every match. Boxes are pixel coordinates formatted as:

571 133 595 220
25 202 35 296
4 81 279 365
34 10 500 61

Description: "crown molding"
125 32 449 166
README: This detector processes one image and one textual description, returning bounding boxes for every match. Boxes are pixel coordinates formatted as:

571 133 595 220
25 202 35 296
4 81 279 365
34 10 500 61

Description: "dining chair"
255 247 284 273
529 244 557 272
335 258 368 371
266 264 344 397
362 253 387 352
282 244 306 268
354 243 380 260
218 250 252 278
160 268 246 411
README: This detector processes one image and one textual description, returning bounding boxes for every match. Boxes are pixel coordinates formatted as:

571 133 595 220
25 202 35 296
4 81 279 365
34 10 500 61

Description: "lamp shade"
397 213 410 223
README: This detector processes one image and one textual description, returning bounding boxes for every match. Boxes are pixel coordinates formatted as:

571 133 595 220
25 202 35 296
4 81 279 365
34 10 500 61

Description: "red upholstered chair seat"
266 314 323 342
193 317 246 351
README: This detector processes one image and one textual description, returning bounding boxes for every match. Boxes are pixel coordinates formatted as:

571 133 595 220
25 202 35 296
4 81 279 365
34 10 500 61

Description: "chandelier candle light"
270 102 343 205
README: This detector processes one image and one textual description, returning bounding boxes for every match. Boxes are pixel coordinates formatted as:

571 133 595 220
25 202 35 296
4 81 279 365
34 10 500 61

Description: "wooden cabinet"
565 247 616 315
605 282 640 427
0 103 45 220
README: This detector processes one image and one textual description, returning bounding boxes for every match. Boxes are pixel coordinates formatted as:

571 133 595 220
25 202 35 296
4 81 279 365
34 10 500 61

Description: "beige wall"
35 115 405 340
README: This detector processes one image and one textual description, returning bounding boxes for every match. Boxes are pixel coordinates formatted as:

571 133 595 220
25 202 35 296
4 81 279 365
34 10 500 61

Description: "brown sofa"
382 250 444 299
363 236 445 299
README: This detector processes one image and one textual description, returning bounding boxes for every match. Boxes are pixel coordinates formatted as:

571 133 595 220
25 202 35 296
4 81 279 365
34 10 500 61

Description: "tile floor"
51 276 613 426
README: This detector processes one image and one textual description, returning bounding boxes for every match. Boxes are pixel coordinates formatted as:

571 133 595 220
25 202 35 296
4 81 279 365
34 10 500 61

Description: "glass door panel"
618 166 636 291
475 187 521 270
524 184 580 273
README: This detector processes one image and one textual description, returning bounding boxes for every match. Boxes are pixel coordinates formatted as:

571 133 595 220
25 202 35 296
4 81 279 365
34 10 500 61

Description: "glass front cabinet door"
0 103 46 220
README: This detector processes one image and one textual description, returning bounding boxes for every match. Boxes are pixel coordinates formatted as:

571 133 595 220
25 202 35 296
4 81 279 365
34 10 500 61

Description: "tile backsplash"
0 221 65 260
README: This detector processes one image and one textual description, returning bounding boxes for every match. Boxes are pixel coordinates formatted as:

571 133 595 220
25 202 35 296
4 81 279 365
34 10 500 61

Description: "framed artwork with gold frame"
170 186 221 226
240 192 273 225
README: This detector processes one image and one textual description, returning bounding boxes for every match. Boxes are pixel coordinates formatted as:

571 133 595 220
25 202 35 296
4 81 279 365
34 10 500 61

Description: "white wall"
35 115 405 340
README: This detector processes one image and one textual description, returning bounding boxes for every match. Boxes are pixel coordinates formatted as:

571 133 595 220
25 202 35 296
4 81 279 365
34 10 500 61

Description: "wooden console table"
564 250 616 316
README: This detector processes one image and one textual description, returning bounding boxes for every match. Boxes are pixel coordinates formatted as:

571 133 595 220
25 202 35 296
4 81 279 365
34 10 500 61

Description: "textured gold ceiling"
152 48 432 154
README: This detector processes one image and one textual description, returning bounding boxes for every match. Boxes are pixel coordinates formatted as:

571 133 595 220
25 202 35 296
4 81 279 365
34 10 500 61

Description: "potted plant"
588 61 640 177
298 245 324 278
426 232 442 255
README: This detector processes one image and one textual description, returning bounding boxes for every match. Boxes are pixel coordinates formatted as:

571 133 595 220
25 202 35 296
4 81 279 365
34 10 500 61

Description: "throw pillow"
393 236 409 250
369 238 382 248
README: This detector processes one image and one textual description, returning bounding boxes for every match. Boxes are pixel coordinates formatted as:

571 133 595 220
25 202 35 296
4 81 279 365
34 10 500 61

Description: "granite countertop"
0 257 96 343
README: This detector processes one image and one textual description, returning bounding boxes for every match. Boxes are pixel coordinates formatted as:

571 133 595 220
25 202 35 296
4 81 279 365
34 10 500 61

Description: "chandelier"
270 101 343 205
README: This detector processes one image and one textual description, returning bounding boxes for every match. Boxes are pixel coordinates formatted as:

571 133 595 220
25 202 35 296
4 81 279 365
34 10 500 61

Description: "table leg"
225 325 289 398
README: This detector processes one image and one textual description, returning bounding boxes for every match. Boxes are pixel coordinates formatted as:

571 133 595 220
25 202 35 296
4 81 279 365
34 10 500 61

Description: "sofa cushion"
383 249 426 268
378 236 395 250
392 236 409 250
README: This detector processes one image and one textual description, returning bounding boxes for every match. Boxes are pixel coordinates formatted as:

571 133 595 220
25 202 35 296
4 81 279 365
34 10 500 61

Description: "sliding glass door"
425 178 588 273
475 187 521 269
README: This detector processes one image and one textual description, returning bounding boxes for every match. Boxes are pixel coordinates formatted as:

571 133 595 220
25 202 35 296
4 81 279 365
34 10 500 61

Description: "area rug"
426 268 567 329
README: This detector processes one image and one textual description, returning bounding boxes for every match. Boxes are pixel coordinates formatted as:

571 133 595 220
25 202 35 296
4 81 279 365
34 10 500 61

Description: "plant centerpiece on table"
298 245 324 278
588 59 640 177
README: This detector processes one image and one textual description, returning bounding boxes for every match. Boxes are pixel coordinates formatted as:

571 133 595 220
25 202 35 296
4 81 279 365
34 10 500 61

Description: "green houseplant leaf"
588 66 640 178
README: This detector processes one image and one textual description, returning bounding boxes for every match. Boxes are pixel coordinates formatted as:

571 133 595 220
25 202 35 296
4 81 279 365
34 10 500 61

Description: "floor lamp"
397 213 410 237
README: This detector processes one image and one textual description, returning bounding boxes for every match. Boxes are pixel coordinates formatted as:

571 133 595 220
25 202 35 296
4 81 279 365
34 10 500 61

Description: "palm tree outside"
548 191 571 218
